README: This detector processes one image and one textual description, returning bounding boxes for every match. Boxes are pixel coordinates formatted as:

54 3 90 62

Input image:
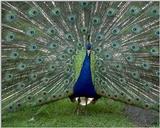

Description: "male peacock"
1 1 159 115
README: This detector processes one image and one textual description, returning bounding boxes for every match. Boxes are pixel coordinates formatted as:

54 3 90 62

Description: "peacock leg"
84 97 88 115
74 97 80 115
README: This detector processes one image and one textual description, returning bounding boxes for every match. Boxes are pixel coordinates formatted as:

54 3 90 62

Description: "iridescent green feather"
1 1 159 113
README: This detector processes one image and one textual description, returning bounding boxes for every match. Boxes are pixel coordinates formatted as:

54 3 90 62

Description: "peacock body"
1 1 160 114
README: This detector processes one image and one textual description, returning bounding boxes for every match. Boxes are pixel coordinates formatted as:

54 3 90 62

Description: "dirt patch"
124 105 159 127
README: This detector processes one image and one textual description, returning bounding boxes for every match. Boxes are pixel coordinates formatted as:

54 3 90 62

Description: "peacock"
1 1 160 115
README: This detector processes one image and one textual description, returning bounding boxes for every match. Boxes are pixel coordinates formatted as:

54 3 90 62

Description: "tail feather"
2 1 159 113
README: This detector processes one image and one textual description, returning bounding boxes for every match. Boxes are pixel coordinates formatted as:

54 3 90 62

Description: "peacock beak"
87 50 91 56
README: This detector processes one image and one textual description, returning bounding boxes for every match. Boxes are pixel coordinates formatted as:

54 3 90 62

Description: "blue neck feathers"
72 51 97 98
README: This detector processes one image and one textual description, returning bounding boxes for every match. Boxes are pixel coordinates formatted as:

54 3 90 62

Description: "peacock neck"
72 50 97 97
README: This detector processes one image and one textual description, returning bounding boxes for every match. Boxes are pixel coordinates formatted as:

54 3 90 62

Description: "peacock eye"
143 64 147 67
83 29 86 32
64 79 70 85
152 10 157 13
32 46 36 49
133 28 137 31
66 33 73 40
108 11 112 14
114 95 117 98
33 11 37 14
55 10 59 14
129 6 140 15
30 30 35 35
132 71 139 79
112 27 120 35
96 34 103 41
145 104 149 108
92 17 100 25
10 35 13 39
5 73 13 81
52 8 61 16
50 30 54 33
21 84 24 88
131 25 142 34
104 52 112 60
28 96 31 100
128 99 131 102
80 27 88 34
6 12 17 22
70 17 74 20
9 106 13 109
113 30 117 33
106 8 116 16
83 2 86 5
94 19 97 23
68 15 76 23
36 57 44 64
132 46 135 49
154 29 160 37
150 47 158 56
150 8 158 16
67 68 70 71
156 31 159 35
17 103 21 107
26 28 36 36
80 2 89 8
28 8 39 17
5 32 16 42
156 71 160 77
10 15 14 19
148 6 159 17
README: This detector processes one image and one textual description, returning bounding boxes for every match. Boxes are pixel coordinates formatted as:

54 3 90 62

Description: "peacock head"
86 43 92 56
85 34 92 56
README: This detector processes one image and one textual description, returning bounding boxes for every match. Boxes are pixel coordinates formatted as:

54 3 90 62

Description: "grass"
2 98 135 127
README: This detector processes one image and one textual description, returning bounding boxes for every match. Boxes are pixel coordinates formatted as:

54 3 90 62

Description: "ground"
2 98 159 127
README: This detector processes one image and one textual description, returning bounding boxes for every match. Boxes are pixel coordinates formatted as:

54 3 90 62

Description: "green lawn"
2 98 135 127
